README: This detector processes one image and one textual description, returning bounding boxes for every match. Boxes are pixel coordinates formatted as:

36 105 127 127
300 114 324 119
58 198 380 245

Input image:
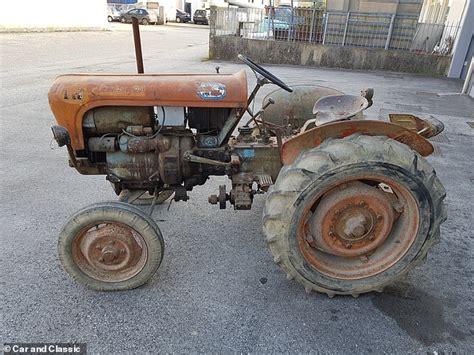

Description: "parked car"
193 9 209 25
107 6 121 22
176 9 191 23
120 8 157 25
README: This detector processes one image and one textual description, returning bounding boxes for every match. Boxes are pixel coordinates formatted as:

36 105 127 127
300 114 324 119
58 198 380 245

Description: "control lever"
243 97 275 128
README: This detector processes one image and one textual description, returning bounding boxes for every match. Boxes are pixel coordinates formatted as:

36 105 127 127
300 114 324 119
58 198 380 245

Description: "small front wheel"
58 201 164 291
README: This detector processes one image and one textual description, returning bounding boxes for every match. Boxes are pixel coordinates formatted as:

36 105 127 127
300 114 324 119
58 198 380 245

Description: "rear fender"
281 120 434 165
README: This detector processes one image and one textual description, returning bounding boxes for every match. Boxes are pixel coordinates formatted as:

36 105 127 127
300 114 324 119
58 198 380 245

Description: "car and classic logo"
197 82 226 100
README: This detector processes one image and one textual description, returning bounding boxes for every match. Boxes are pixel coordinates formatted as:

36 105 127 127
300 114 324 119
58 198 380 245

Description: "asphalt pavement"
1 24 473 353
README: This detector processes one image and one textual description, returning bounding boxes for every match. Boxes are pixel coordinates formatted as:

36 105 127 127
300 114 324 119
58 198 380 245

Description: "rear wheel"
176 17 181 23
263 135 446 297
58 202 164 291
142 18 149 25
108 16 113 22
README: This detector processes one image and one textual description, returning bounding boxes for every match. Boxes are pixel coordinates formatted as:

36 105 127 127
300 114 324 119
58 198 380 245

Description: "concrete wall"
209 35 452 75
0 0 107 31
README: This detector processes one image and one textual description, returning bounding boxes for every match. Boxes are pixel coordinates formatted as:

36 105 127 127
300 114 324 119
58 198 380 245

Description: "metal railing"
213 7 459 55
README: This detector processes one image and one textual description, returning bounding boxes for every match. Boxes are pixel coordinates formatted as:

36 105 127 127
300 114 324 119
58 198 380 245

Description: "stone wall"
209 35 451 76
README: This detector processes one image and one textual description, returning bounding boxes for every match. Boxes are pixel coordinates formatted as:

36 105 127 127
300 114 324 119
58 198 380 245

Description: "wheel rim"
297 174 420 280
71 221 148 283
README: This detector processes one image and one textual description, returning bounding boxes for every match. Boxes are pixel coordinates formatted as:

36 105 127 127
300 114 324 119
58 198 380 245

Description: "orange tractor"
49 21 446 296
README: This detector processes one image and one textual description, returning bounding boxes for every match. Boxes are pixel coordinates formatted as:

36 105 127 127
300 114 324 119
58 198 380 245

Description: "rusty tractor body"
50 22 446 296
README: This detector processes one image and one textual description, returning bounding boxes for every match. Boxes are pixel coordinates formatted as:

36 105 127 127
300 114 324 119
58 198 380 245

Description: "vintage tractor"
49 22 446 297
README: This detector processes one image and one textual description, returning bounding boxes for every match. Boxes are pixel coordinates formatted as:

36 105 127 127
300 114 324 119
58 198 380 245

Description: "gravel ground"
1 25 473 353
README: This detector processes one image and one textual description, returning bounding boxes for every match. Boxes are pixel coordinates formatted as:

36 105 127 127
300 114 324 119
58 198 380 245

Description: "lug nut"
359 200 366 207
368 234 375 241
376 214 383 221
95 245 102 250
208 195 218 204
120 249 126 254
344 243 352 249
99 257 104 262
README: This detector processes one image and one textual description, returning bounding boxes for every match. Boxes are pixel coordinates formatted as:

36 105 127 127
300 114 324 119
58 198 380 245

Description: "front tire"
142 18 149 25
58 202 164 291
263 135 446 297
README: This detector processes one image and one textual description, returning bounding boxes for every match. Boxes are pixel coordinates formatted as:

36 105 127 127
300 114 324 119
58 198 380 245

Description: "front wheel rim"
71 221 148 283
296 174 420 280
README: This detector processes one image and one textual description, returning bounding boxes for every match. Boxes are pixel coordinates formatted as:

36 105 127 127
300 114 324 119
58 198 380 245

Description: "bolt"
334 209 341 216
360 255 369 263
377 214 383 221
95 245 102 250
368 234 375 241
120 249 126 254
359 200 367 207
344 242 353 249
99 257 104 262
393 203 404 213
329 231 335 238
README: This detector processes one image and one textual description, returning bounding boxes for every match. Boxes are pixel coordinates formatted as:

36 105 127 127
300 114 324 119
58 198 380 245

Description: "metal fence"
214 7 459 55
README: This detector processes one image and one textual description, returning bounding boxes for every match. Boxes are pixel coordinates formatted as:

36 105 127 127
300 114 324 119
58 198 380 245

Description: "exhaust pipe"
132 17 144 74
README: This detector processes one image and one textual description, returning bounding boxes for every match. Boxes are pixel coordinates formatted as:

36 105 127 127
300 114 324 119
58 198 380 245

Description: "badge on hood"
197 82 227 100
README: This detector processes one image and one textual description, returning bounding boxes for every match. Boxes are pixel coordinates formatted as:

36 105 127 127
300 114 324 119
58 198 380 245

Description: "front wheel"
142 18 149 25
263 135 446 297
58 201 164 291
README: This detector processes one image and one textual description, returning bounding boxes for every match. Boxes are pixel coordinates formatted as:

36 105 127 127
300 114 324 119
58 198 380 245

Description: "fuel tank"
48 70 248 150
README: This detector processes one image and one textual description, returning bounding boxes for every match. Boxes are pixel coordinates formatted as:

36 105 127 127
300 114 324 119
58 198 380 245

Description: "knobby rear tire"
262 135 447 297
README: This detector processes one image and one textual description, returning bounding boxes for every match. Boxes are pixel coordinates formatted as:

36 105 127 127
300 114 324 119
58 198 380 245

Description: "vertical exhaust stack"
132 17 144 74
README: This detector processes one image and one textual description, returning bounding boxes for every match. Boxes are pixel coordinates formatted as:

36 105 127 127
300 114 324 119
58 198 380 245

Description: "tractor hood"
48 70 248 150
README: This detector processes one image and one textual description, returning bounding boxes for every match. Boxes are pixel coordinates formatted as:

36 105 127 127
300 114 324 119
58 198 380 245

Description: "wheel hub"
308 182 395 257
336 206 373 241
73 222 148 282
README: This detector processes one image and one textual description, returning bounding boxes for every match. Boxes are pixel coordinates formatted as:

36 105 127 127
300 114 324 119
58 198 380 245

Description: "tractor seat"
313 95 369 126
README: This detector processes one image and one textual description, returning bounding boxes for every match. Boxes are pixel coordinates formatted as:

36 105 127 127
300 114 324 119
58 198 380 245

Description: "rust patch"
297 174 420 280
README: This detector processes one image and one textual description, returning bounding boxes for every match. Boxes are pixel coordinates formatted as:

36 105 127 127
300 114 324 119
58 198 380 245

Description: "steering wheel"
238 54 293 93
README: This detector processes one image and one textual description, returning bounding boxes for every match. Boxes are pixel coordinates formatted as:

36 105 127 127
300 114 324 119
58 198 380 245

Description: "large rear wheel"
263 135 446 297
58 202 164 291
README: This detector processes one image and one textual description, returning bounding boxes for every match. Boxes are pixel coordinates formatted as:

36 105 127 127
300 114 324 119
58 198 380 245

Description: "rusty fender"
281 120 434 165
